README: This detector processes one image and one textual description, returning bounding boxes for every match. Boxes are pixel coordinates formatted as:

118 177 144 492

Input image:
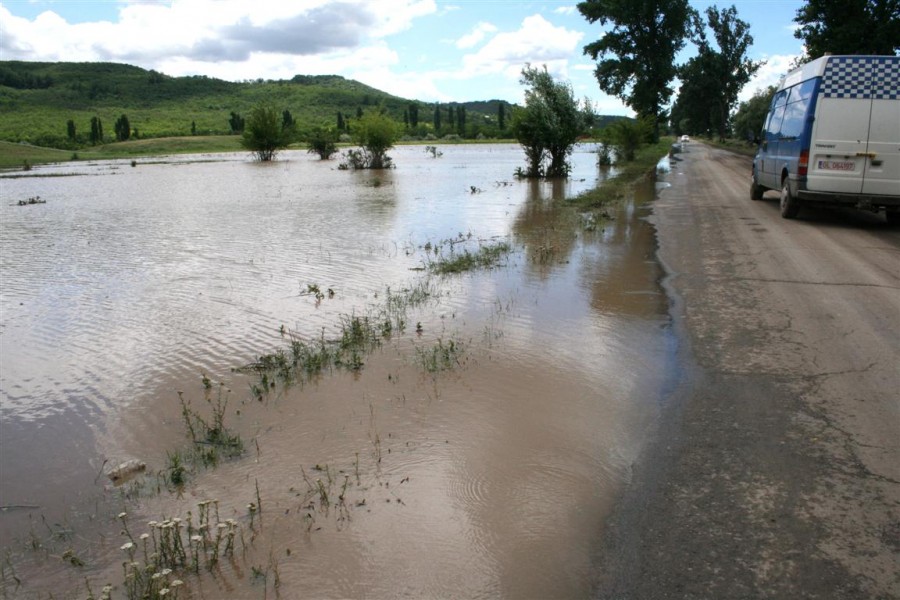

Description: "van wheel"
780 180 800 219
751 179 764 200
886 211 900 226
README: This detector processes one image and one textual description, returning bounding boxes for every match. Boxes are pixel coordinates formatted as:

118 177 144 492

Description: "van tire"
751 179 764 200
886 211 900 226
780 180 800 219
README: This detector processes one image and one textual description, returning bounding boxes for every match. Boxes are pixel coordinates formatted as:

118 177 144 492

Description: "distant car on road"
681 135 690 143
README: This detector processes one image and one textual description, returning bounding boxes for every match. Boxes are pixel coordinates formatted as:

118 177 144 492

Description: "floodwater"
0 144 674 598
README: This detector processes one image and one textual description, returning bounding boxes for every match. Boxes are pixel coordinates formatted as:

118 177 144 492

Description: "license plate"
817 160 855 171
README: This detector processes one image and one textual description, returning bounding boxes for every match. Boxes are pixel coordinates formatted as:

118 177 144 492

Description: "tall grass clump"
176 386 244 475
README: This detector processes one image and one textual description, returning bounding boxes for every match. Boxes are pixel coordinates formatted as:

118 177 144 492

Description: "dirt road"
594 142 900 598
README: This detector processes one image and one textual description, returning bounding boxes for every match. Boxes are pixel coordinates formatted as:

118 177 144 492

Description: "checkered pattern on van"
821 56 900 100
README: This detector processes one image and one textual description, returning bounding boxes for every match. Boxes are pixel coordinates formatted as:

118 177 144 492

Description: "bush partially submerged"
241 104 294 162
339 111 398 170
306 127 339 160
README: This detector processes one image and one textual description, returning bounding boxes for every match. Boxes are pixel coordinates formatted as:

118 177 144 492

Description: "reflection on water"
0 144 673 597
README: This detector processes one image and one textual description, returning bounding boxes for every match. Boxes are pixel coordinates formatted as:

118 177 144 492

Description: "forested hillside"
0 61 519 148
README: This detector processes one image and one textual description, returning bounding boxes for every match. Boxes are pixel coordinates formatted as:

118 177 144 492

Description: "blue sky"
0 0 806 115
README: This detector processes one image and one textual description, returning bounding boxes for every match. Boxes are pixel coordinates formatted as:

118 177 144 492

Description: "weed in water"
177 387 244 473
416 337 466 373
427 240 512 275
166 451 186 487
303 283 325 302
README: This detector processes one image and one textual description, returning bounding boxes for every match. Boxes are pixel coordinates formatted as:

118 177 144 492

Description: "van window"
766 105 786 138
779 101 806 139
779 87 814 140
772 89 789 108
788 79 817 103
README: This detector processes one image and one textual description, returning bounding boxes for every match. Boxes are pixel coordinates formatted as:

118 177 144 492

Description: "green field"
0 61 524 149
0 136 249 169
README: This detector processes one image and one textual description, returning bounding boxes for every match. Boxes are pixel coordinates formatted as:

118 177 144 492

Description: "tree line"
577 0 898 141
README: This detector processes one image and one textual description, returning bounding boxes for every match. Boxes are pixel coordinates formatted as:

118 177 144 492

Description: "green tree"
229 111 244 134
456 105 466 135
433 103 442 131
114 114 131 141
337 112 346 131
602 117 654 162
670 52 718 136
89 116 103 145
511 65 585 178
730 85 776 142
498 102 506 131
578 0 693 140
240 104 294 161
344 110 399 169
672 6 760 140
306 127 339 160
794 0 899 60
282 109 294 129
66 119 76 140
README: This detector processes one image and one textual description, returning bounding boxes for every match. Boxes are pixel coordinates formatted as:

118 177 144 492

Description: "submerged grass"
570 137 674 210
238 281 438 396
162 386 244 489
422 235 513 275
416 337 466 373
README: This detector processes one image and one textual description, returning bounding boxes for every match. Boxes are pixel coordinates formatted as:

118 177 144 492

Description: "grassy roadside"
569 137 674 209
700 137 757 157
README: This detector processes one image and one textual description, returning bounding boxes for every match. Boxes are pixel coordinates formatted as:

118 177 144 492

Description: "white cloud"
455 21 497 49
0 0 436 69
553 6 577 15
739 53 799 102
461 14 583 79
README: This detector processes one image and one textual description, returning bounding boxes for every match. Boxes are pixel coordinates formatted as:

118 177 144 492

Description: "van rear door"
810 56 900 197
862 58 900 196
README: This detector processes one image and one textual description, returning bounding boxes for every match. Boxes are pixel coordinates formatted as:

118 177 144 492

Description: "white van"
751 55 900 223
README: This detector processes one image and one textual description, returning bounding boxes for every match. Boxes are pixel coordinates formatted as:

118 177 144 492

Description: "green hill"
0 61 517 148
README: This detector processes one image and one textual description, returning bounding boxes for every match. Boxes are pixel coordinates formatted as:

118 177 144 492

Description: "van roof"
777 55 900 97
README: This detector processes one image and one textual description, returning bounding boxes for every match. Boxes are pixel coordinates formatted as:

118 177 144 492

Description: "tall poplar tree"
578 0 693 140
673 5 761 139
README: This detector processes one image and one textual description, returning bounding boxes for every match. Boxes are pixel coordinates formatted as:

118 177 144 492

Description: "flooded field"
0 144 674 598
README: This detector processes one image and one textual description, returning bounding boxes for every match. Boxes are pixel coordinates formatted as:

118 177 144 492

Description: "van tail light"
799 149 809 176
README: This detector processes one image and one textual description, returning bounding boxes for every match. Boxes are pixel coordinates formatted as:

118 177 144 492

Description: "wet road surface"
595 142 900 598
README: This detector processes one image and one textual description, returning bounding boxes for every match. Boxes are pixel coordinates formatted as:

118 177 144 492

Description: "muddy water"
0 145 673 598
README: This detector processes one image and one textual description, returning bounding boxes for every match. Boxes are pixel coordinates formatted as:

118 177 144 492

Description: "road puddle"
0 147 673 597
